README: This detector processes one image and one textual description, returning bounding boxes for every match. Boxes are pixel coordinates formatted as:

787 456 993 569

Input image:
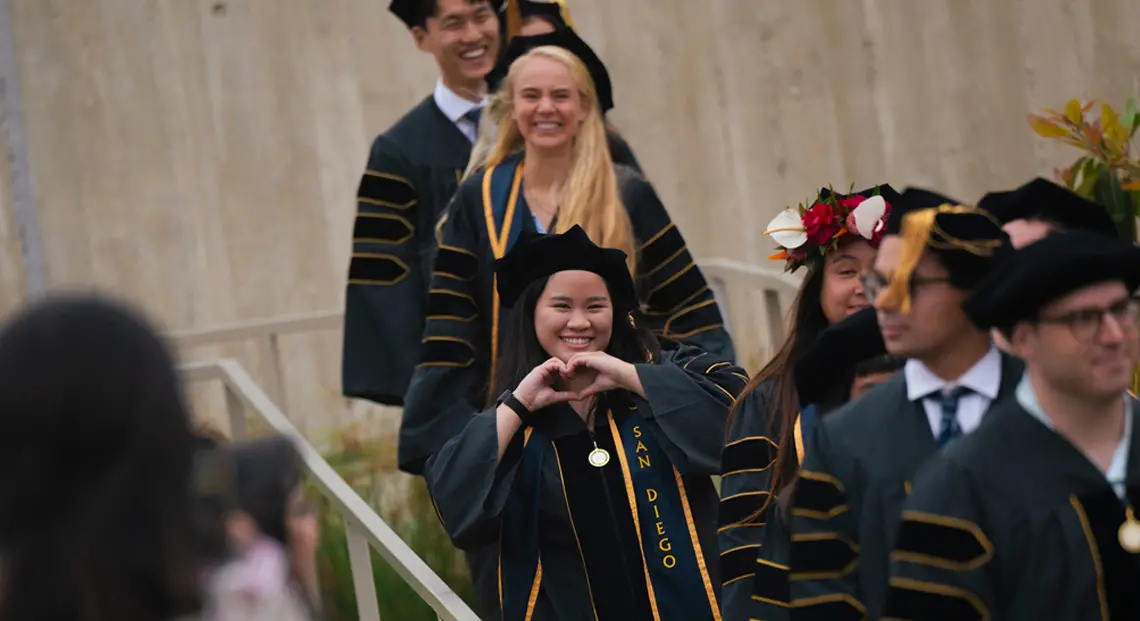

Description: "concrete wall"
1 0 1138 442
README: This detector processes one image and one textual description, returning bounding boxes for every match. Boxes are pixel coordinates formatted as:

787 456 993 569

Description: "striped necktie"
932 386 972 447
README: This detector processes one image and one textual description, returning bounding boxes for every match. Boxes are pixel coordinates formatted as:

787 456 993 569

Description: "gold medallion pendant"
588 446 611 468
1118 507 1140 553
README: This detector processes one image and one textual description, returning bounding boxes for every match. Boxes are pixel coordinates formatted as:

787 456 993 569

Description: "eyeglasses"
1036 298 1140 342
861 272 953 306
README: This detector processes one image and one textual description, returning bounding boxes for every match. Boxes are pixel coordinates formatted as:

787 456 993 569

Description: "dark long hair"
727 266 830 519
491 275 661 402
230 435 305 545
0 295 202 621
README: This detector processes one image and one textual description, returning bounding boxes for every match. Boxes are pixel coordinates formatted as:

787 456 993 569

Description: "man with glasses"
882 230 1140 621
787 201 1022 621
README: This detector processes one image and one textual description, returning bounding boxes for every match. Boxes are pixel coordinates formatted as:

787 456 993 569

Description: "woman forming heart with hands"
512 352 646 418
424 226 749 621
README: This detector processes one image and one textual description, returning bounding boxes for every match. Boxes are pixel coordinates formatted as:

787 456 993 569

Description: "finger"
549 390 580 403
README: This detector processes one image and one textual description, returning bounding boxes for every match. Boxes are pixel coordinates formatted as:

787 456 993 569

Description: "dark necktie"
463 107 483 127
932 386 972 447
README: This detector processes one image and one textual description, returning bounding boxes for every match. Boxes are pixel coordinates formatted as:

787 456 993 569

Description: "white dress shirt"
905 345 1003 438
433 79 485 143
1016 372 1132 500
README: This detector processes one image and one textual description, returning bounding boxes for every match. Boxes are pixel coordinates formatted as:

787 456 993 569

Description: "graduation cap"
794 307 888 407
879 205 1012 315
977 177 1118 239
389 0 505 30
963 230 1140 330
495 225 635 309
506 0 574 32
884 187 962 236
485 27 614 113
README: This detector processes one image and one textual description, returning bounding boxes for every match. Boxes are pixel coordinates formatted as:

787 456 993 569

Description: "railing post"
257 333 287 412
345 517 382 621
224 383 247 441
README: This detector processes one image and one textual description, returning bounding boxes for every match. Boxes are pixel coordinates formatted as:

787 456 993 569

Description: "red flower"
838 195 866 210
802 201 841 245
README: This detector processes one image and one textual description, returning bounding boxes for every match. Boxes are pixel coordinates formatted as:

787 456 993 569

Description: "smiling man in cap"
343 0 503 411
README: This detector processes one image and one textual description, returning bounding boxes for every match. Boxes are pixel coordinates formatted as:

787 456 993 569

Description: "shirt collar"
433 79 485 123
905 345 1003 401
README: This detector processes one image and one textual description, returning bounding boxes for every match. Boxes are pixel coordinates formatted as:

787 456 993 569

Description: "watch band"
497 390 537 426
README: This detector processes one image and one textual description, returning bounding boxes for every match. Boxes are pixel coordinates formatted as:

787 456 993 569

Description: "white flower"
763 209 808 249
851 195 888 240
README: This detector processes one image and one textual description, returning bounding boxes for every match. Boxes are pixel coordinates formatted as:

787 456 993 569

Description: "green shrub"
313 424 477 620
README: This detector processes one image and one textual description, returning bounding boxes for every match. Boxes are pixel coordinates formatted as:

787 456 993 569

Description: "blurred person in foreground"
0 295 208 621
199 435 322 621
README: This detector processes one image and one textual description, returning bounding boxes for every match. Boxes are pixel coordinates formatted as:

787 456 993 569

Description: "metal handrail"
181 359 480 621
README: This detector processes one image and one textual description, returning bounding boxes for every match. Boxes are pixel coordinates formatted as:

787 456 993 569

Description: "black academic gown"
424 347 747 620
342 96 471 406
883 395 1140 621
718 380 787 621
786 353 1024 621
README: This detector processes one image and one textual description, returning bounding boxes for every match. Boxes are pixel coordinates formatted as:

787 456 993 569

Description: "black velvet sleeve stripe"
353 213 414 244
358 170 416 208
791 471 849 520
347 253 411 286
640 224 686 274
645 264 707 315
752 558 790 607
418 337 476 368
434 244 478 281
788 532 858 580
721 436 777 476
426 289 479 322
662 299 723 338
718 491 771 527
720 544 759 587
891 511 994 572
789 594 865 621
881 577 988 621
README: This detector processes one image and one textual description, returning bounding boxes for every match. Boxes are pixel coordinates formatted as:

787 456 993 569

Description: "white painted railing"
181 358 480 621
171 258 801 621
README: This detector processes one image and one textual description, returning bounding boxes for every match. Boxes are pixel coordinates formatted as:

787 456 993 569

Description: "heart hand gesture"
565 352 644 400
514 357 580 411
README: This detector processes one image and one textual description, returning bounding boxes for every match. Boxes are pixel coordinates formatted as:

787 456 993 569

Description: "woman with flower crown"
717 185 901 621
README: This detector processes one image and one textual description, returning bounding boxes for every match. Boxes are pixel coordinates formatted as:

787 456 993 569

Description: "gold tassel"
879 204 1004 315
880 208 940 315
505 0 523 44
1131 367 1139 397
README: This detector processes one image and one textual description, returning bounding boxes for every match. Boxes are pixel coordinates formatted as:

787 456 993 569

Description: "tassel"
880 208 940 315
505 0 523 44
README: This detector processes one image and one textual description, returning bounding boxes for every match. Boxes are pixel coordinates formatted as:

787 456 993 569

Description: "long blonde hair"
485 45 636 273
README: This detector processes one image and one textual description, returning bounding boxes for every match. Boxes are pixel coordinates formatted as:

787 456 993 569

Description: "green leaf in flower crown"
1092 173 1136 242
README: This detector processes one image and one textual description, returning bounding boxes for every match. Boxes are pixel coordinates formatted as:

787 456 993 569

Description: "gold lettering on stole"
636 435 651 469
644 488 676 569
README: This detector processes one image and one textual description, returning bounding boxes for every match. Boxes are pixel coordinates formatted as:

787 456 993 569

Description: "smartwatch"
497 390 537 426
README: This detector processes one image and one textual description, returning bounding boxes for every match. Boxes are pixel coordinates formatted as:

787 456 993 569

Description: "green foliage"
1028 96 1140 241
313 424 476 621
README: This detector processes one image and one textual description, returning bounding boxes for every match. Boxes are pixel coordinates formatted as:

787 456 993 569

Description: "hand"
564 352 641 399
513 358 580 411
